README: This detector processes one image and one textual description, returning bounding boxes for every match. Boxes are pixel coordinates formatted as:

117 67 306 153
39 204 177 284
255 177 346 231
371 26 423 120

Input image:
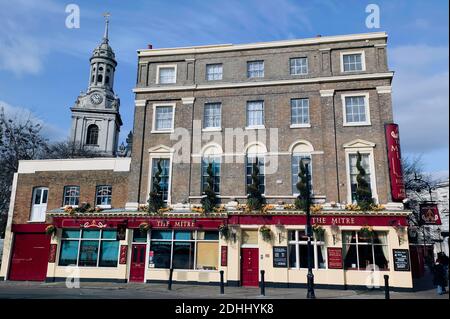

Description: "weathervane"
103 12 111 41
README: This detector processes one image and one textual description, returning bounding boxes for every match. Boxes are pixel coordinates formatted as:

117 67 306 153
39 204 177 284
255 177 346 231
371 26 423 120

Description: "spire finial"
103 12 110 42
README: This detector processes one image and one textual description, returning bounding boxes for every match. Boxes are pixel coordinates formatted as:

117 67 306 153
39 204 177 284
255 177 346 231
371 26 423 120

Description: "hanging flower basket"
218 224 230 240
359 225 374 240
259 226 273 242
139 222 150 233
45 225 57 236
312 224 325 241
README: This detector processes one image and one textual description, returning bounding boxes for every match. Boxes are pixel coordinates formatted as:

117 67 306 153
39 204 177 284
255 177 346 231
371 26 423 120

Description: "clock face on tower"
90 93 103 105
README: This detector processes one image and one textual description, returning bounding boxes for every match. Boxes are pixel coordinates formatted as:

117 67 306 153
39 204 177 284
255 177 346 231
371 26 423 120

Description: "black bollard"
260 270 266 296
168 268 174 290
384 275 390 299
220 270 225 294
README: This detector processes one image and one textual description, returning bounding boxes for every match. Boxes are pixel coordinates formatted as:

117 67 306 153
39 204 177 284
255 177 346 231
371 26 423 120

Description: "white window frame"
344 147 379 205
147 148 174 205
151 103 176 133
290 98 311 128
148 229 220 271
340 50 366 73
247 61 264 78
290 57 309 75
95 185 112 209
156 64 177 84
341 93 371 126
30 187 49 222
206 63 223 81
342 231 389 271
245 100 265 129
287 229 327 270
203 102 222 130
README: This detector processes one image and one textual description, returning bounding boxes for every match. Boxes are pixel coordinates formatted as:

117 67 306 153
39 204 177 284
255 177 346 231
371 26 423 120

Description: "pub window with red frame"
342 231 389 271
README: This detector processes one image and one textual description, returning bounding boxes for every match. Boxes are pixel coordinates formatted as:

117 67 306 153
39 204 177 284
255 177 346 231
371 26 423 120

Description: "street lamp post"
413 173 435 264
302 157 315 299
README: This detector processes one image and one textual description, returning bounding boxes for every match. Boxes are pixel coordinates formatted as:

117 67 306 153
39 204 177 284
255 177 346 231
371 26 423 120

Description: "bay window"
149 230 219 270
343 231 389 270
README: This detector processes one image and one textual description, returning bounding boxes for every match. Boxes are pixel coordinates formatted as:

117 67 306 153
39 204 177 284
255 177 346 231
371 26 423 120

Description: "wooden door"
9 233 50 281
241 248 259 287
129 244 146 282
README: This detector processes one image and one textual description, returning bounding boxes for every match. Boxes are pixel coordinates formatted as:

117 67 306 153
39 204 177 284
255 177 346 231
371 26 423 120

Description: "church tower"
70 15 122 156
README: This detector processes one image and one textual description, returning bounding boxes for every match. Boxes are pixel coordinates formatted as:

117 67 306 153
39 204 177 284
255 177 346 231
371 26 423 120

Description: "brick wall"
13 170 129 224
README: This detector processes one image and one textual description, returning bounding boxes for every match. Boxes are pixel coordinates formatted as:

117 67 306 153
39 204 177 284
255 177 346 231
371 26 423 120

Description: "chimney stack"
147 44 153 49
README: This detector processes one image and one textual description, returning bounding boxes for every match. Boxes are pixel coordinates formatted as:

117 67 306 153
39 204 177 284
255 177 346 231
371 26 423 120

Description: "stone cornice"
133 72 394 94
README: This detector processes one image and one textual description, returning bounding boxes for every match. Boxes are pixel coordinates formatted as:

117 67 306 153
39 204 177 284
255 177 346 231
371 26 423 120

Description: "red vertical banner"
221 246 228 266
385 123 406 202
119 245 128 264
48 244 57 263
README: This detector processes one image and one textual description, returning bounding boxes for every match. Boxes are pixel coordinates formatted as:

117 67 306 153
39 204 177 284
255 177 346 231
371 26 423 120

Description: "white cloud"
390 44 449 154
0 100 67 141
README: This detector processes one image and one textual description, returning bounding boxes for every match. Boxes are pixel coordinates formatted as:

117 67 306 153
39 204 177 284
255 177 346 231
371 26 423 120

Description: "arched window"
105 76 110 84
201 144 222 194
245 143 266 194
97 74 103 83
86 124 99 145
290 141 314 195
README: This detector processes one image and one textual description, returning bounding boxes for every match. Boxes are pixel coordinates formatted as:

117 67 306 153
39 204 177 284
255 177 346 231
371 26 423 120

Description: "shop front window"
149 230 219 270
59 229 119 267
288 230 326 269
342 231 389 270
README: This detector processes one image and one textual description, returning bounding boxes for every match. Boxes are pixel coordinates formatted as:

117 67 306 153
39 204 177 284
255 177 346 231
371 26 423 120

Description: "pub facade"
0 30 414 290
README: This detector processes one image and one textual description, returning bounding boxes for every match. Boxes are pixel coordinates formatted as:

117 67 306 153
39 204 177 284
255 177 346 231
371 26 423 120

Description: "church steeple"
88 13 117 95
70 14 122 157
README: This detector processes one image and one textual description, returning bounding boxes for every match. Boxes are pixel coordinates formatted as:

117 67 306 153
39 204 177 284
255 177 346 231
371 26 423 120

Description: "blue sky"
0 0 448 179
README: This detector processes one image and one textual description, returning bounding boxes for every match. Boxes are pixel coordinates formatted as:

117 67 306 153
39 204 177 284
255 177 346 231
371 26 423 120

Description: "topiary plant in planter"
246 158 265 211
201 162 218 213
295 159 308 211
355 151 374 211
148 159 164 214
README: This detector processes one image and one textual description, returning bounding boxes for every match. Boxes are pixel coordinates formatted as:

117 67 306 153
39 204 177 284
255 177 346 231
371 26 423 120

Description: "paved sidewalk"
0 280 447 299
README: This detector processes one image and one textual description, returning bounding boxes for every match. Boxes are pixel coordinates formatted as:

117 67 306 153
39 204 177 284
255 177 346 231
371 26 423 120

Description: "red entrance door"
241 248 259 287
9 233 50 281
129 244 146 282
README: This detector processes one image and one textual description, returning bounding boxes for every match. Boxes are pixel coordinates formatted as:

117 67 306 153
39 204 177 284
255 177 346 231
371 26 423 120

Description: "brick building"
1 29 414 290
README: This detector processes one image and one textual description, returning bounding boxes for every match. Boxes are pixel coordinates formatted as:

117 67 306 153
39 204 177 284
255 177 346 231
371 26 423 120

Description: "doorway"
129 244 146 282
